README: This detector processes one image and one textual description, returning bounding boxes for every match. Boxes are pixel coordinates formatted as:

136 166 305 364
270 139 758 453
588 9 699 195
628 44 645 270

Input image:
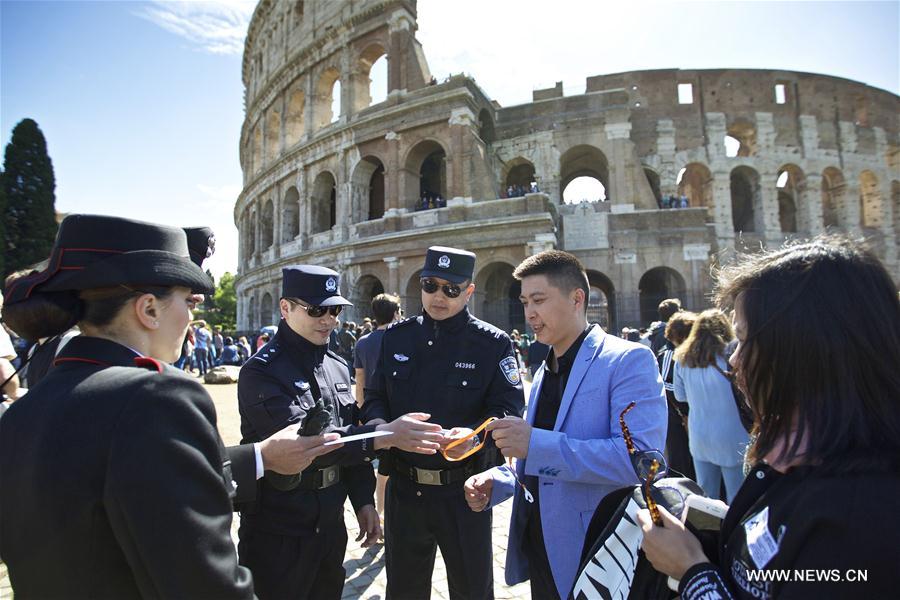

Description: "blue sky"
2 0 898 277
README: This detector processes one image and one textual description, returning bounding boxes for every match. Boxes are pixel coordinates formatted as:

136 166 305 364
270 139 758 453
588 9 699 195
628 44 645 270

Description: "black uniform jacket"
237 321 376 535
679 461 900 600
0 336 253 599
361 308 525 493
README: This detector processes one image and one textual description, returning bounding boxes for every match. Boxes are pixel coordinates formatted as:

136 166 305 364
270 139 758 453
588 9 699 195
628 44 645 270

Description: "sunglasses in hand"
420 278 464 298
620 401 668 525
285 298 343 318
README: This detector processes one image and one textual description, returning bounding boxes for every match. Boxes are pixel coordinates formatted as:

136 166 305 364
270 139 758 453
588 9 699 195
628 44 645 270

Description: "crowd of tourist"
659 193 690 209
415 194 446 211
502 181 540 198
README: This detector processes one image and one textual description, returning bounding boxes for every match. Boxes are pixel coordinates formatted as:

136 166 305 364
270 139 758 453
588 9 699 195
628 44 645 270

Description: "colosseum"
234 0 900 334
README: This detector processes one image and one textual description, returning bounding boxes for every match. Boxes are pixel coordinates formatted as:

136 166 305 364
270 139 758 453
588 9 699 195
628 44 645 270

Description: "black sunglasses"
421 278 463 299
286 298 343 318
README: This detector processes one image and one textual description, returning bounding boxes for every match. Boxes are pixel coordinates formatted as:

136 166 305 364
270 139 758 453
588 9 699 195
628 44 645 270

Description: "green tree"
194 272 237 332
2 119 58 277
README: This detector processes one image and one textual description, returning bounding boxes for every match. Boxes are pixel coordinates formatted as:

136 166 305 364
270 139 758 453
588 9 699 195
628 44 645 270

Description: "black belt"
389 455 480 486
296 465 342 490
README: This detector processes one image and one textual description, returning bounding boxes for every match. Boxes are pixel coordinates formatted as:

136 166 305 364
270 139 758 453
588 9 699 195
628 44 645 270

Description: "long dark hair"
715 236 900 472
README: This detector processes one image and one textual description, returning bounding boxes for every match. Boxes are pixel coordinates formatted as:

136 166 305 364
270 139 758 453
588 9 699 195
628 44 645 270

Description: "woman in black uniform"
0 214 256 598
637 236 900 599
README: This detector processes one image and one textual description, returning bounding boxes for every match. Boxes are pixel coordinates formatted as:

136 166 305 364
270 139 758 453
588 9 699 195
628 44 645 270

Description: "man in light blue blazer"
465 250 667 599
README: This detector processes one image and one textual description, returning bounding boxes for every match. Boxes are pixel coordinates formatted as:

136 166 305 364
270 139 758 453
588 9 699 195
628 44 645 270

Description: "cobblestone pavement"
1 379 533 599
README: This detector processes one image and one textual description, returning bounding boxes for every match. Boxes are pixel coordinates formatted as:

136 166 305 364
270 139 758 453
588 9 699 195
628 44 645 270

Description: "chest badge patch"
393 353 410 362
294 380 311 391
743 506 782 569
499 356 520 385
334 382 349 392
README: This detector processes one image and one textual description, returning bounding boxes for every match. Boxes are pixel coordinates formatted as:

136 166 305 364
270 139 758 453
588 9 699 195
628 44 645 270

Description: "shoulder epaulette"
326 349 349 366
470 318 507 340
386 316 419 331
249 341 281 365
133 356 164 373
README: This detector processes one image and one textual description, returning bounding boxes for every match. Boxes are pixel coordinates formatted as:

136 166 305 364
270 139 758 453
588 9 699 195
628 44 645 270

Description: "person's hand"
355 504 382 548
375 412 444 454
486 416 531 459
259 425 343 474
637 505 709 580
464 472 493 512
441 427 475 460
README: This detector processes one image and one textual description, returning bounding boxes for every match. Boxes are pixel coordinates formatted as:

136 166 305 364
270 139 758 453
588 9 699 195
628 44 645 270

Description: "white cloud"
136 0 255 55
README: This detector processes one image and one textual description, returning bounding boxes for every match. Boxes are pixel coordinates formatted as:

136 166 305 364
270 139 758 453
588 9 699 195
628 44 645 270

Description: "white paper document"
323 430 394 445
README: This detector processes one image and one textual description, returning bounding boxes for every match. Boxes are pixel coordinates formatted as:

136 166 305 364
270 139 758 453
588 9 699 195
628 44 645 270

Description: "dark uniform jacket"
0 336 254 599
679 461 900 599
237 321 376 535
361 307 525 496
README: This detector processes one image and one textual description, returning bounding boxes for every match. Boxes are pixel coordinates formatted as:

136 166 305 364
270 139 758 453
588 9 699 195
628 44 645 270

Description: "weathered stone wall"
235 0 900 333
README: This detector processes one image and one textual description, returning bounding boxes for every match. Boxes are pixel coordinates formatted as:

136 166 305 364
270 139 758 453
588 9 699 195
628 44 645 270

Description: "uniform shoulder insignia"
133 356 164 373
326 349 349 366
250 341 280 365
387 316 419 330
471 318 505 340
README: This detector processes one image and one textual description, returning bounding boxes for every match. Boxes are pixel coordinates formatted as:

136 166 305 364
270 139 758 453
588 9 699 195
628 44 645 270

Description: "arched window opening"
677 163 714 220
420 150 446 204
724 135 741 158
725 120 756 157
282 187 300 242
330 80 341 124
404 269 423 317
265 109 280 163
505 161 536 196
404 141 448 210
559 145 609 204
260 293 274 328
260 199 275 249
586 270 616 331
478 109 495 145
315 68 341 130
859 170 883 229
354 275 385 317
311 171 337 234
252 125 262 174
248 296 258 331
730 167 761 233
638 268 686 327
563 176 606 204
776 165 803 233
476 263 523 334
369 55 388 106
369 163 385 220
351 156 386 222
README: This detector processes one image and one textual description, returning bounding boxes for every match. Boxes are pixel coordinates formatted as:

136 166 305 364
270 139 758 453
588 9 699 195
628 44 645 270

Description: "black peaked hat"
421 246 475 284
3 214 215 305
282 265 352 307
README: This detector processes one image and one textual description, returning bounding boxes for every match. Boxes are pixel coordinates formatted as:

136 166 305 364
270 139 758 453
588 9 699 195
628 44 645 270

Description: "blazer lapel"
553 326 605 431
525 364 545 426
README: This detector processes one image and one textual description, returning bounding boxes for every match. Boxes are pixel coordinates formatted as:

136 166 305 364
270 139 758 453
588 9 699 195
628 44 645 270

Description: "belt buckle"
414 466 443 486
319 466 340 489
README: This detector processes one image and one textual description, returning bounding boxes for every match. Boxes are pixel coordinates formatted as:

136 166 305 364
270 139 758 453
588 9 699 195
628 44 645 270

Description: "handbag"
712 362 753 433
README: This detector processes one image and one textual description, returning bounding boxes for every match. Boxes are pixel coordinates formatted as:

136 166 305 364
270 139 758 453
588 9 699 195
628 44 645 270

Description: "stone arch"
475 262 522 333
643 166 662 206
478 109 495 145
730 166 762 233
282 186 300 242
354 274 385 317
638 267 687 326
260 292 275 328
859 170 883 229
560 145 609 204
260 198 275 249
404 269 424 317
404 139 447 210
315 66 341 130
821 167 846 229
310 171 337 234
285 86 305 147
350 156 386 222
353 44 388 112
265 107 280 163
726 118 757 157
248 295 258 331
677 162 714 220
244 208 257 258
776 164 804 233
504 157 536 193
586 270 616 331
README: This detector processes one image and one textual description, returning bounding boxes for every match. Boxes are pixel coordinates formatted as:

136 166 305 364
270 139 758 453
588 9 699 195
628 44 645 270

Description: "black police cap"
420 246 475 284
3 214 214 306
281 265 353 307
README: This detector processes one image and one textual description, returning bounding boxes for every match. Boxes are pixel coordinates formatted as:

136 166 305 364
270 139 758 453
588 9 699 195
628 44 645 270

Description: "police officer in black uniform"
362 246 526 600
237 265 384 600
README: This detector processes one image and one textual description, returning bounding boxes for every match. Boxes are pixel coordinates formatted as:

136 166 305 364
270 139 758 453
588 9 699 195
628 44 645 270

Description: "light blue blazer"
487 326 667 599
